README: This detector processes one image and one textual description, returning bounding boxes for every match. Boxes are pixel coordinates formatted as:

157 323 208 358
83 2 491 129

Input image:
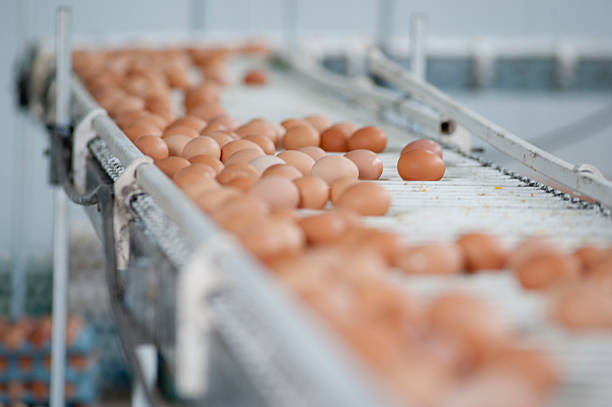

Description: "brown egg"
395 243 463 275
574 246 608 274
304 115 332 133
427 293 508 363
348 126 387 153
298 146 326 161
204 130 236 148
185 83 220 110
401 139 443 159
107 96 145 117
281 118 310 130
204 115 240 132
156 156 191 178
162 125 199 139
216 163 260 185
243 134 276 154
397 149 445 181
335 182 390 216
277 150 315 176
194 187 242 213
248 176 300 210
344 150 383 180
181 135 222 160
167 116 207 133
262 164 302 180
134 135 169 161
240 217 305 263
116 110 166 130
358 229 405 266
319 122 356 152
181 178 220 199
298 211 349 245
226 173 260 192
145 94 172 114
455 232 508 272
221 139 264 162
189 102 227 121
243 68 268 85
249 155 286 174
235 119 279 145
213 195 269 226
282 125 320 150
311 155 359 184
293 176 329 209
224 148 264 167
163 134 191 156
514 251 580 291
189 155 224 174
123 123 162 142
173 163 217 189
330 176 359 205
549 283 612 330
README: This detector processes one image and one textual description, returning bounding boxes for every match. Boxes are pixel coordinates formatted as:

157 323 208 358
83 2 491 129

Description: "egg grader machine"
15 6 612 407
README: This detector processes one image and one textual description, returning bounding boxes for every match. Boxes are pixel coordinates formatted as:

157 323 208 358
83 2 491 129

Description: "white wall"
1 0 612 259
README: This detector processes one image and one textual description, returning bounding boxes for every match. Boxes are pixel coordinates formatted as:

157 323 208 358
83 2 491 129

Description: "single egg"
277 150 315 176
262 164 302 180
249 155 286 174
344 150 383 180
235 119 278 145
395 243 463 275
455 232 508 272
134 135 169 161
156 156 190 178
319 122 357 152
189 155 224 174
243 68 268 85
173 163 217 189
304 115 332 133
401 139 443 159
335 182 391 216
293 176 329 209
225 173 260 192
189 102 227 122
282 125 320 150
123 123 162 142
203 130 236 148
298 211 349 245
240 217 305 263
163 134 191 156
204 115 240 132
397 149 445 181
281 118 311 131
167 116 207 133
243 134 276 154
248 176 300 210
513 251 579 291
194 187 242 213
184 83 220 110
221 139 264 162
330 176 359 205
216 163 260 185
574 246 608 274
311 155 359 184
181 178 220 199
298 146 326 161
117 111 166 130
107 96 145 118
162 125 199 139
348 126 387 153
224 148 264 167
182 136 221 160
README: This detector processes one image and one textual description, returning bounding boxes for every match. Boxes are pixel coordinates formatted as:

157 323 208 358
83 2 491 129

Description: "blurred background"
1 0 611 402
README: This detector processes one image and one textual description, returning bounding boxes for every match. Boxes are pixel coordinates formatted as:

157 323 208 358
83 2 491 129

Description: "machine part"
367 48 612 208
133 344 158 407
73 108 107 194
50 7 71 407
410 14 426 81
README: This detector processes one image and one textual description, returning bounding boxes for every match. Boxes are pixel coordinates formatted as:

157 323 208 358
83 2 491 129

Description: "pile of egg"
73 45 612 406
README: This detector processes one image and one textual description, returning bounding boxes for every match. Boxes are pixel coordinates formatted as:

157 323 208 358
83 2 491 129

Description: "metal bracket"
113 157 153 269
175 236 234 398
72 108 106 194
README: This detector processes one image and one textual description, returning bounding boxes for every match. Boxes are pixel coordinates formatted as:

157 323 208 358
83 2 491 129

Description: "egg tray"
22 35 612 407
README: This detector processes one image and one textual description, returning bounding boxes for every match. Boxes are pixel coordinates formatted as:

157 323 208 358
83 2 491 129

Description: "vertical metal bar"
50 6 71 407
190 0 206 32
284 0 298 52
377 0 396 49
131 345 157 407
410 14 426 81
10 0 31 321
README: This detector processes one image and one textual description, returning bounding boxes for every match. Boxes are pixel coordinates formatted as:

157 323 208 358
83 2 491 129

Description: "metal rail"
367 48 612 209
